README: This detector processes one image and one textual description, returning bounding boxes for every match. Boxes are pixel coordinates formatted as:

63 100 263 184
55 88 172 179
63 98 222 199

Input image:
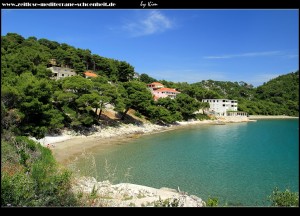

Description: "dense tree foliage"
2 33 135 81
139 73 157 84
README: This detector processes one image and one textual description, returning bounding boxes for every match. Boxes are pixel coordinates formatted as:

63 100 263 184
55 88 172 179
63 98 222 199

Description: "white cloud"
204 51 282 59
123 11 173 37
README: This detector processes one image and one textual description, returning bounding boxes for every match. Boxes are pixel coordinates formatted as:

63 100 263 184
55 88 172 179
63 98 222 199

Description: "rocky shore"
72 176 205 207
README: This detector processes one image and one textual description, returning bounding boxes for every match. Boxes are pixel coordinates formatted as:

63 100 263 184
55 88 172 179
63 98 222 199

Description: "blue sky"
2 9 298 86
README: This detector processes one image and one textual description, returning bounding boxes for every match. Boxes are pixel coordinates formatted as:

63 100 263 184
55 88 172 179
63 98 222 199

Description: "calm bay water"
76 120 299 206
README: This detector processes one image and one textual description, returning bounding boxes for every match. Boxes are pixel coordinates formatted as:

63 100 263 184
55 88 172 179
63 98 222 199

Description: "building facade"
47 66 77 80
147 82 180 100
202 99 238 116
152 88 180 100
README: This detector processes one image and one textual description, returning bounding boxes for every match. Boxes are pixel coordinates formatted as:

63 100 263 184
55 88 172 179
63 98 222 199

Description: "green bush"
206 197 219 207
1 140 19 164
1 137 78 207
1 172 36 207
134 110 142 118
195 113 210 121
269 187 299 207
16 136 37 151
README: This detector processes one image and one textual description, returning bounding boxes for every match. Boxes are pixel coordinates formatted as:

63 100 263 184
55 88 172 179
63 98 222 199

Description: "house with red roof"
147 82 165 90
153 88 180 100
147 82 180 100
84 71 98 78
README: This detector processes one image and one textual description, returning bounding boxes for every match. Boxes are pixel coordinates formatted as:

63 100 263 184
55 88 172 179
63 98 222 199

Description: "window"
223 100 225 102
223 104 225 107
61 74 64 77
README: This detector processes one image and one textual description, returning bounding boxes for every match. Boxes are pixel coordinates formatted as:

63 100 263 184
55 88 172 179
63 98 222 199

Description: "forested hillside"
1 33 207 139
195 72 299 116
1 33 299 140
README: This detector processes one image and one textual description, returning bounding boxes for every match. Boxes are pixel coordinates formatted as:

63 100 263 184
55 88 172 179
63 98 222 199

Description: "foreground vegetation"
268 187 299 207
1 136 78 206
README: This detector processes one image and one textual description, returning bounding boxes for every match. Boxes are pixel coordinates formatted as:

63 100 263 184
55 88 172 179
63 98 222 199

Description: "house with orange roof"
153 88 181 100
147 82 180 100
147 82 165 91
84 71 98 78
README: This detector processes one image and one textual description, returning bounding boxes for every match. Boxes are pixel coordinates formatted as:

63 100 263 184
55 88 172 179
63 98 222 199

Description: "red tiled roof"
84 71 98 77
154 88 180 93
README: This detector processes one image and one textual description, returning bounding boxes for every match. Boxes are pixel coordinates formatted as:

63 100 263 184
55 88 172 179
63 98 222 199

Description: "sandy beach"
33 115 297 163
37 120 216 163
50 121 212 163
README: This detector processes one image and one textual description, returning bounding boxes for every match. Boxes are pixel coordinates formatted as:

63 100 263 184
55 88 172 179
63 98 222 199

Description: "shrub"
134 111 143 118
1 172 36 207
1 136 78 207
269 187 299 207
195 113 210 121
206 197 219 207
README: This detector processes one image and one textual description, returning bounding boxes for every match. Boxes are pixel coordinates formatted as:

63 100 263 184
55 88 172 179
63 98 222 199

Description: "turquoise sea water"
76 120 299 206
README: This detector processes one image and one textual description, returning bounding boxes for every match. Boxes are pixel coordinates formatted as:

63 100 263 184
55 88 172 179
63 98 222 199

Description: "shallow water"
75 119 299 206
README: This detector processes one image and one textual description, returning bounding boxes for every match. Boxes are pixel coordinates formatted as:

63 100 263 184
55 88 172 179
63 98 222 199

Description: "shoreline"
36 115 298 163
249 115 299 119
41 119 238 163
49 120 214 163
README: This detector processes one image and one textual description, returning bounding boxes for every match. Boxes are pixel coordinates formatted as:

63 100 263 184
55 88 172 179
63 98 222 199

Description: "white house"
202 99 240 116
47 66 76 80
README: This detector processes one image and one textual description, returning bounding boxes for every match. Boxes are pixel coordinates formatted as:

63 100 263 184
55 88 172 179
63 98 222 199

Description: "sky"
1 9 299 86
